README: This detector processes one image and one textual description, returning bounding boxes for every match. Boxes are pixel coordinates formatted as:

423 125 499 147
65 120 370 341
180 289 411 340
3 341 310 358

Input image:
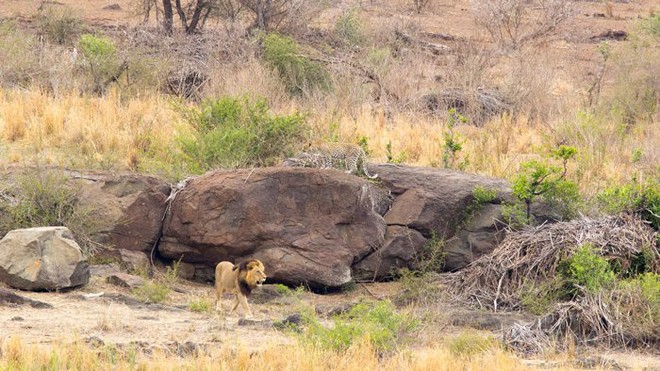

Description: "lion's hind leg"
229 295 240 315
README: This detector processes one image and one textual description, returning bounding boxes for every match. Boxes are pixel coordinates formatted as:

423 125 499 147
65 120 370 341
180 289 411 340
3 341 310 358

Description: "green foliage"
614 272 660 338
188 297 213 313
558 244 616 296
520 278 567 315
37 6 83 45
385 141 407 164
511 145 579 221
640 13 660 37
417 231 446 273
131 281 170 304
447 330 502 358
472 186 497 204
176 96 307 172
77 34 121 92
298 300 418 352
596 177 659 230
442 109 468 170
273 283 293 295
0 22 41 88
501 202 529 229
0 169 96 254
335 8 364 47
357 135 371 155
395 269 440 306
262 33 331 96
79 34 116 61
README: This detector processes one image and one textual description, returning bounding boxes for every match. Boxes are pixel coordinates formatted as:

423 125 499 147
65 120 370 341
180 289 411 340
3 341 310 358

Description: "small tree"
471 0 575 49
511 145 578 219
442 109 467 169
239 0 322 32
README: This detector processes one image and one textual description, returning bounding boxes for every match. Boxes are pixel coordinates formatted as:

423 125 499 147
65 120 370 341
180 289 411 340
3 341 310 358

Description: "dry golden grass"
1 82 657 193
0 335 573 371
0 87 192 175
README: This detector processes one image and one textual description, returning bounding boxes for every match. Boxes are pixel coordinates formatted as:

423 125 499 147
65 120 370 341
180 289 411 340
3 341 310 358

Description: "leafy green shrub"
511 145 579 222
472 186 498 204
640 13 660 36
596 177 659 230
0 169 96 254
188 297 213 313
132 281 170 304
558 244 616 295
0 22 42 88
37 6 83 45
273 283 292 295
335 8 364 47
78 34 122 93
448 330 501 358
613 272 660 340
298 300 417 352
442 109 467 170
520 278 567 315
262 33 331 96
177 96 307 172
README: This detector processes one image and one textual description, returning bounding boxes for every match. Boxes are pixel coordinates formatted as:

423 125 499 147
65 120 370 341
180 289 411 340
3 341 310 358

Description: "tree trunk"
186 0 208 34
162 0 173 35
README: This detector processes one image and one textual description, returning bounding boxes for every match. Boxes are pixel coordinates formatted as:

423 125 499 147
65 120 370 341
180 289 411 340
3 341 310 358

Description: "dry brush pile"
442 214 659 351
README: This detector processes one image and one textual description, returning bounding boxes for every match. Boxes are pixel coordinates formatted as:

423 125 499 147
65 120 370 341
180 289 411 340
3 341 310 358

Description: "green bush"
335 8 364 47
0 169 96 254
448 330 501 358
596 177 659 230
0 22 42 88
640 13 660 36
188 297 213 313
78 34 122 93
511 145 580 222
614 272 660 339
558 244 616 295
299 300 417 352
177 96 307 172
262 33 331 96
132 281 170 304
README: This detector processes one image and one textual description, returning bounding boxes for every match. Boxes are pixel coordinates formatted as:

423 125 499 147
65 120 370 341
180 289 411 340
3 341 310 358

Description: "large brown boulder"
75 171 170 256
159 168 388 288
0 226 90 290
353 165 511 279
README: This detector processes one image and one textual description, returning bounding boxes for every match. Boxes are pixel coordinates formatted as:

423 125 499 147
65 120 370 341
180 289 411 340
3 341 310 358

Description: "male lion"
215 259 266 318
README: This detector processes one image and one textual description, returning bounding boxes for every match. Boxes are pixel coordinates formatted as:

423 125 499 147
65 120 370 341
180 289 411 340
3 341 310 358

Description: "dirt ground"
2 272 660 369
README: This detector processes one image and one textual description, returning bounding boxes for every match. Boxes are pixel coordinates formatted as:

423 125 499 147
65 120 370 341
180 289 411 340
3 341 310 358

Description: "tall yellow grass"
0 336 557 371
0 87 189 175
1 84 656 193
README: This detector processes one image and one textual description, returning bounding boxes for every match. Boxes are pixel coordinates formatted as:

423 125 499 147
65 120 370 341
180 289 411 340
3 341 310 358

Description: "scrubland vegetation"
0 0 658 368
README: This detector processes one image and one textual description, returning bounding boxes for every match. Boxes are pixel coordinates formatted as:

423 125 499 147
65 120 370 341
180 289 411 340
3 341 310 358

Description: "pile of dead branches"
442 214 659 351
442 214 658 311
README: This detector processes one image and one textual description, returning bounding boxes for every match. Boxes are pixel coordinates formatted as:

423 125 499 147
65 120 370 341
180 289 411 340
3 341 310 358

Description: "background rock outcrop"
0 226 90 290
75 172 170 256
354 165 510 279
160 168 388 287
160 165 512 287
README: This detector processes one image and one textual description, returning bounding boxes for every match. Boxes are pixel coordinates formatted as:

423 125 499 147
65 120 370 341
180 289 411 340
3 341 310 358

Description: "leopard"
284 143 378 179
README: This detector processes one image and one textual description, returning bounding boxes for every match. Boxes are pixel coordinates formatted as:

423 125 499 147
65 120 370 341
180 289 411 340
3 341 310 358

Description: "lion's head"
234 259 267 293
